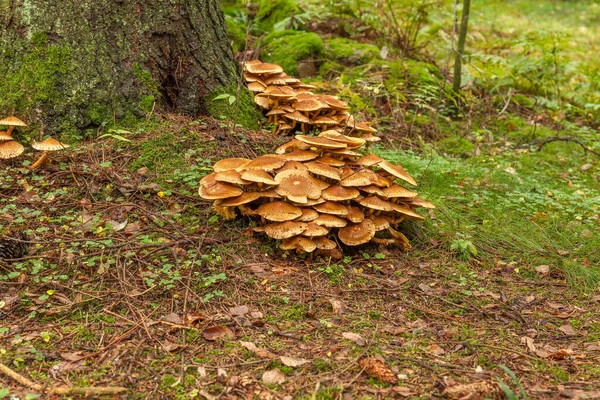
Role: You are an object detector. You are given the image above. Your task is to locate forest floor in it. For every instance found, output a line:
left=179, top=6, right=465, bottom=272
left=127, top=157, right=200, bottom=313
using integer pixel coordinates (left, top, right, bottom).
left=1, top=114, right=599, bottom=399
left=2, top=0, right=600, bottom=399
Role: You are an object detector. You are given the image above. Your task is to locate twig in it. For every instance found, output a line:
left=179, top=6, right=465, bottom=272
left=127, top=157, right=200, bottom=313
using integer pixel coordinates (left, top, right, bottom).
left=533, top=136, right=600, bottom=157
left=0, top=362, right=127, bottom=395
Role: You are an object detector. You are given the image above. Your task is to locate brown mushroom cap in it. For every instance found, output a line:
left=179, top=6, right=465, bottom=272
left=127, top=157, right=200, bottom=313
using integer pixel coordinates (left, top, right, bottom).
left=254, top=94, right=271, bottom=109
left=0, top=131, right=13, bottom=141
left=213, top=158, right=252, bottom=172
left=346, top=205, right=365, bottom=223
left=340, top=170, right=379, bottom=187
left=280, top=236, right=316, bottom=253
left=245, top=155, right=286, bottom=171
left=360, top=185, right=385, bottom=196
left=313, top=236, right=337, bottom=250
left=199, top=180, right=243, bottom=200
left=318, top=131, right=366, bottom=148
left=215, top=170, right=249, bottom=185
left=0, top=116, right=27, bottom=127
left=284, top=111, right=310, bottom=124
left=240, top=169, right=278, bottom=185
left=316, top=155, right=346, bottom=167
left=321, top=185, right=360, bottom=201
left=356, top=154, right=385, bottom=167
left=247, top=81, right=266, bottom=93
left=266, top=108, right=286, bottom=117
left=406, top=197, right=436, bottom=209
left=264, top=221, right=309, bottom=239
left=218, top=192, right=263, bottom=207
left=358, top=196, right=394, bottom=212
left=293, top=99, right=322, bottom=112
left=353, top=121, right=377, bottom=133
left=320, top=96, right=350, bottom=111
left=245, top=62, right=283, bottom=75
left=313, top=214, right=347, bottom=228
left=274, top=169, right=322, bottom=203
left=0, top=141, right=25, bottom=159
left=302, top=223, right=329, bottom=237
left=371, top=216, right=391, bottom=231
left=275, top=139, right=311, bottom=154
left=313, top=116, right=337, bottom=126
left=391, top=203, right=425, bottom=220
left=313, top=201, right=348, bottom=216
left=281, top=150, right=319, bottom=162
left=379, top=161, right=418, bottom=186
left=295, top=208, right=320, bottom=222
left=257, top=201, right=303, bottom=221
left=295, top=135, right=347, bottom=149
left=381, top=184, right=418, bottom=199
left=338, top=219, right=376, bottom=246
left=304, top=161, right=342, bottom=181
left=263, top=85, right=296, bottom=99
left=31, top=138, right=69, bottom=151
left=276, top=160, right=309, bottom=173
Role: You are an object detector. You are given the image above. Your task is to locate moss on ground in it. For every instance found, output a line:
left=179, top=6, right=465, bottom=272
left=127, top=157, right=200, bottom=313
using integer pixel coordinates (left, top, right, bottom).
left=324, top=37, right=381, bottom=65
left=261, top=30, right=324, bottom=76
left=207, top=85, right=261, bottom=130
left=255, top=0, right=299, bottom=32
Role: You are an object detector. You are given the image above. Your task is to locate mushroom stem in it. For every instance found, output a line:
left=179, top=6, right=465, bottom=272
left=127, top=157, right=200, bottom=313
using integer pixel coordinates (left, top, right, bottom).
left=30, top=151, right=49, bottom=170
left=7, top=126, right=14, bottom=136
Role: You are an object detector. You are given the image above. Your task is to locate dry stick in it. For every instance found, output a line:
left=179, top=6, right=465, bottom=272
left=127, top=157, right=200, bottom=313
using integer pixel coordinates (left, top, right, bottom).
left=533, top=136, right=600, bottom=157
left=0, top=362, right=127, bottom=395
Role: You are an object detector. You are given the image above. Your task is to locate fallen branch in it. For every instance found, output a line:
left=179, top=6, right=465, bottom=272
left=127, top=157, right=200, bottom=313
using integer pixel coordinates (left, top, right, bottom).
left=533, top=136, right=600, bottom=157
left=0, top=362, right=127, bottom=396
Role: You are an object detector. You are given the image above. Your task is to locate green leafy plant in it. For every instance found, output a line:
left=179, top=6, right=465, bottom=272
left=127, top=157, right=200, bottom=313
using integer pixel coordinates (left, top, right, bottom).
left=213, top=93, right=237, bottom=106
left=496, top=365, right=529, bottom=400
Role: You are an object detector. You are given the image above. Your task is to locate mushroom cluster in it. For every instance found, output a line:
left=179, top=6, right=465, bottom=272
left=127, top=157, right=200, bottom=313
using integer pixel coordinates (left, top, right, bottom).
left=244, top=60, right=379, bottom=141
left=199, top=132, right=434, bottom=254
left=0, top=115, right=69, bottom=168
left=0, top=116, right=27, bottom=161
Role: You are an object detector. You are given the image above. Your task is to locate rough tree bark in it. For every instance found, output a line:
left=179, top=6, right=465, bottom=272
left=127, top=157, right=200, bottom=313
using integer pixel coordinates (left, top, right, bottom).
left=0, top=0, right=251, bottom=136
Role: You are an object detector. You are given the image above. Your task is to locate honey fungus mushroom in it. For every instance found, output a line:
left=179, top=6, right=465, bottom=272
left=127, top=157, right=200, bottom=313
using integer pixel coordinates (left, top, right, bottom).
left=0, top=141, right=25, bottom=160
left=30, top=138, right=70, bottom=170
left=0, top=116, right=27, bottom=137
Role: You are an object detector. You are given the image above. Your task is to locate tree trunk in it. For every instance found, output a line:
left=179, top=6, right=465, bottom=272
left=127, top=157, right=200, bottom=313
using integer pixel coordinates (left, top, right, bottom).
left=0, top=0, right=246, bottom=136
left=452, top=0, right=471, bottom=95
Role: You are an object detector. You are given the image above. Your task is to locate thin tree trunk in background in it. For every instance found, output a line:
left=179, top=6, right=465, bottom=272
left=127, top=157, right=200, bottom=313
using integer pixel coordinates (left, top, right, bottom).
left=0, top=0, right=240, bottom=135
left=452, top=0, right=471, bottom=95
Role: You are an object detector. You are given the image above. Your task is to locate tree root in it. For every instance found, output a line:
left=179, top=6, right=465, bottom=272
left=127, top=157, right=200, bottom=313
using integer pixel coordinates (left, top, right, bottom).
left=0, top=362, right=127, bottom=396
left=533, top=136, right=600, bottom=157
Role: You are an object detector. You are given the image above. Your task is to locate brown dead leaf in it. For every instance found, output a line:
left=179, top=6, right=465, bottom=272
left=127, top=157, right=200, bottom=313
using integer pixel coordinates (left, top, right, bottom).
left=60, top=351, right=86, bottom=362
left=359, top=357, right=398, bottom=384
left=202, top=325, right=234, bottom=341
left=328, top=298, right=346, bottom=315
left=521, top=336, right=537, bottom=353
left=585, top=343, right=600, bottom=351
left=161, top=313, right=183, bottom=325
left=558, top=389, right=600, bottom=399
left=229, top=305, right=249, bottom=317
left=279, top=356, right=309, bottom=367
left=262, top=369, right=286, bottom=385
left=184, top=312, right=208, bottom=325
left=558, top=324, right=577, bottom=336
left=342, top=332, right=367, bottom=346
left=161, top=340, right=182, bottom=352
left=392, top=386, right=415, bottom=397
left=240, top=341, right=276, bottom=358
left=535, top=265, right=550, bottom=275
left=428, top=344, right=445, bottom=356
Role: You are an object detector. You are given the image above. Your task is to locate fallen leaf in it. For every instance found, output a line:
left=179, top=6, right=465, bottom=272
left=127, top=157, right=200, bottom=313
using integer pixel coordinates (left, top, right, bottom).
left=328, top=298, right=346, bottom=315
left=161, top=340, right=181, bottom=352
left=280, top=356, right=309, bottom=367
left=184, top=312, right=208, bottom=325
left=202, top=326, right=234, bottom=341
left=161, top=313, right=183, bottom=325
left=60, top=351, right=86, bottom=362
left=229, top=305, right=249, bottom=317
left=240, top=341, right=276, bottom=358
left=535, top=265, right=550, bottom=275
left=262, top=369, right=285, bottom=385
left=428, top=344, right=445, bottom=356
left=521, top=336, right=536, bottom=353
left=443, top=381, right=501, bottom=399
left=342, top=332, right=367, bottom=346
left=558, top=324, right=576, bottom=336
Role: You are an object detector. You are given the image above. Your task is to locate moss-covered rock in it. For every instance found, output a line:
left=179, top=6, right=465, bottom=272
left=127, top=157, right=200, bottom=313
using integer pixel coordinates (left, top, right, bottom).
left=324, top=38, right=381, bottom=66
left=255, top=0, right=299, bottom=32
left=261, top=30, right=324, bottom=76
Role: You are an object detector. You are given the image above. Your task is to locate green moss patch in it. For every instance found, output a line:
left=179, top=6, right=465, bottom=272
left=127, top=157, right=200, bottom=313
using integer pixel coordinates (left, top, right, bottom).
left=261, top=30, right=324, bottom=76
left=225, top=17, right=247, bottom=52
left=255, top=0, right=299, bottom=32
left=324, top=37, right=381, bottom=66
left=207, top=86, right=261, bottom=130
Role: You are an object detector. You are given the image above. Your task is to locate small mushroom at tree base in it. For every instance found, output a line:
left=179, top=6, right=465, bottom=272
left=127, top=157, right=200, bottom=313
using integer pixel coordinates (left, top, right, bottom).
left=30, top=138, right=70, bottom=170
left=0, top=116, right=27, bottom=136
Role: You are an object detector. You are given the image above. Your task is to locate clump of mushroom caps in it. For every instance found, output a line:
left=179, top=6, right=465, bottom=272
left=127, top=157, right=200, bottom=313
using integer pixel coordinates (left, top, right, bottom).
left=244, top=60, right=379, bottom=141
left=0, top=116, right=27, bottom=161
left=199, top=132, right=434, bottom=254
